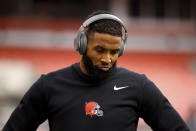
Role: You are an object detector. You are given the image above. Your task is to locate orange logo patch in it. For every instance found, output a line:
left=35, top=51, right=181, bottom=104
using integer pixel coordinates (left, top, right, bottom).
left=85, top=101, right=103, bottom=117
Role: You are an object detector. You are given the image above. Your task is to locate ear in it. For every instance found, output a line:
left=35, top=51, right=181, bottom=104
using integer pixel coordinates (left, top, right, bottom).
left=118, top=41, right=125, bottom=57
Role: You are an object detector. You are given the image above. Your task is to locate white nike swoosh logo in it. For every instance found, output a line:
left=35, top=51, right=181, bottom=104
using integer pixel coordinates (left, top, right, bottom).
left=114, top=85, right=129, bottom=90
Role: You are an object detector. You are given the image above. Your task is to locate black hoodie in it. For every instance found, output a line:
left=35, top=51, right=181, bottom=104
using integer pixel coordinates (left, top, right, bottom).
left=2, top=63, right=189, bottom=131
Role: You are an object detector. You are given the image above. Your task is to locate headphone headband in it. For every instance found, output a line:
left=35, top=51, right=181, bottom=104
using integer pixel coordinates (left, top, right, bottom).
left=79, top=14, right=128, bottom=43
left=74, top=13, right=128, bottom=56
left=82, top=14, right=125, bottom=28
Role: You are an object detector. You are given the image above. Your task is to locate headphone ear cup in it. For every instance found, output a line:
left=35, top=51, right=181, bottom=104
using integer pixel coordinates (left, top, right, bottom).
left=78, top=32, right=88, bottom=55
left=118, top=41, right=125, bottom=57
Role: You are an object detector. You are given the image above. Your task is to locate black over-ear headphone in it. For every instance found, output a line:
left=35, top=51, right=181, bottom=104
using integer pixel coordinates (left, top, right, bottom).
left=74, top=14, right=128, bottom=57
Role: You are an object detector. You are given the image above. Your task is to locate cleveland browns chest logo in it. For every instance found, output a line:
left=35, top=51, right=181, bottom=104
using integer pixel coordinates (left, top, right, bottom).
left=85, top=101, right=103, bottom=117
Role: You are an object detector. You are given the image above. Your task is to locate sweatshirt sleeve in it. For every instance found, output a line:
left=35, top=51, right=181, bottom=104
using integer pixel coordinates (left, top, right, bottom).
left=139, top=75, right=189, bottom=131
left=2, top=75, right=48, bottom=131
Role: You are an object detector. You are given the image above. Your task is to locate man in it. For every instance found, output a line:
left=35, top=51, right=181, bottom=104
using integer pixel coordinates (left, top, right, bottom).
left=3, top=11, right=189, bottom=131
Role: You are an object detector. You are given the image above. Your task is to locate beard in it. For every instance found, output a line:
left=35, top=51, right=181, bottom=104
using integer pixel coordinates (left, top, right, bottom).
left=82, top=55, right=116, bottom=81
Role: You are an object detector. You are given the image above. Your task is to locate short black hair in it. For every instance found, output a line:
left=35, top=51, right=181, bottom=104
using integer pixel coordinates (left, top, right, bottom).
left=85, top=11, right=122, bottom=37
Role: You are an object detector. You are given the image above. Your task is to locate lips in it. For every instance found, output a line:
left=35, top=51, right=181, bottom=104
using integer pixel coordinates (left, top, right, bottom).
left=97, top=66, right=111, bottom=71
left=100, top=67, right=110, bottom=71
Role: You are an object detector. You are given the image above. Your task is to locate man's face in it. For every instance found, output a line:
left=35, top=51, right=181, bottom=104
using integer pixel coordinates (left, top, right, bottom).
left=82, top=32, right=121, bottom=81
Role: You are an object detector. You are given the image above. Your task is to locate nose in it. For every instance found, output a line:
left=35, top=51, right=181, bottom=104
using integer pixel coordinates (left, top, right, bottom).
left=100, top=53, right=112, bottom=65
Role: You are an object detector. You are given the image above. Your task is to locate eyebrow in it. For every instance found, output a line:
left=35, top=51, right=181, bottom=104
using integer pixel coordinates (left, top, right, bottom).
left=94, top=45, right=104, bottom=50
left=112, top=49, right=120, bottom=52
left=94, top=45, right=119, bottom=50
left=94, top=45, right=120, bottom=52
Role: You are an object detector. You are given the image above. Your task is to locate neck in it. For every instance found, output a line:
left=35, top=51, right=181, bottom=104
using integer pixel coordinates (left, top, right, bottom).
left=80, top=59, right=88, bottom=75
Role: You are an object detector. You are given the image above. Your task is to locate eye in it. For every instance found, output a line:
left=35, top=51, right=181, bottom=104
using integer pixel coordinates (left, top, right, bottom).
left=95, top=46, right=105, bottom=53
left=111, top=49, right=119, bottom=55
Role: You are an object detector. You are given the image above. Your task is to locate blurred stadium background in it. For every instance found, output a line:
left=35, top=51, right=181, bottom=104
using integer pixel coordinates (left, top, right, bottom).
left=0, top=0, right=196, bottom=130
